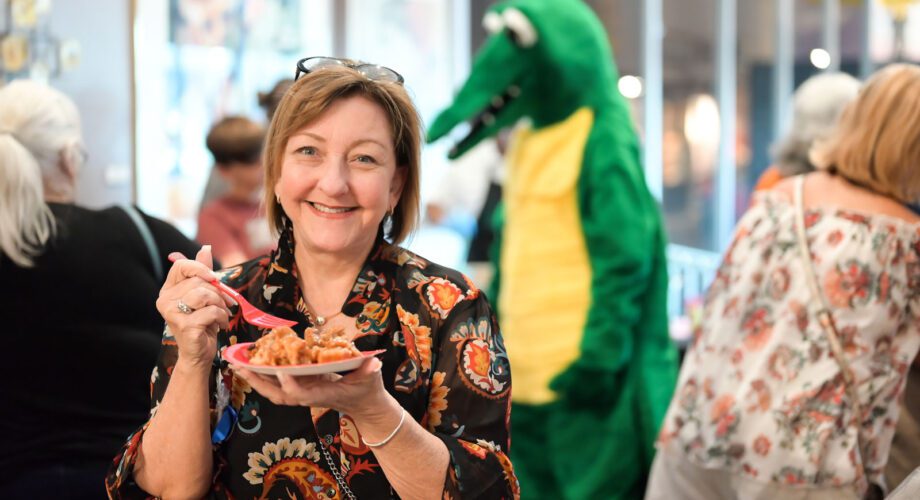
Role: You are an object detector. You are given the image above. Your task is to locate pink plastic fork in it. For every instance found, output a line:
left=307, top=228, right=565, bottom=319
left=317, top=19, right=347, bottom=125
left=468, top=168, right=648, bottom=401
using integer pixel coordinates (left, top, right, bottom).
left=168, top=254, right=297, bottom=329
left=207, top=278, right=297, bottom=329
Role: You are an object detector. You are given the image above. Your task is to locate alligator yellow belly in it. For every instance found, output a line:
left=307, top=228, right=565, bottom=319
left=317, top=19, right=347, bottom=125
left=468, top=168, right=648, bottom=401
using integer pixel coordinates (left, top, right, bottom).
left=500, top=107, right=594, bottom=404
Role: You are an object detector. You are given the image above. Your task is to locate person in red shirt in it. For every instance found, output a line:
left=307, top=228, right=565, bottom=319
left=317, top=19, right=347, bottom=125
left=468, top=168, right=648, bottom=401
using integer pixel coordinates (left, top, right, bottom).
left=196, top=116, right=274, bottom=265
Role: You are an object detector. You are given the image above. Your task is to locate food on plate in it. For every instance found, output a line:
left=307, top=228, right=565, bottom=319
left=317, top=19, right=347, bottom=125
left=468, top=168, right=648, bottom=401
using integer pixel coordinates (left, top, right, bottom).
left=246, top=326, right=362, bottom=366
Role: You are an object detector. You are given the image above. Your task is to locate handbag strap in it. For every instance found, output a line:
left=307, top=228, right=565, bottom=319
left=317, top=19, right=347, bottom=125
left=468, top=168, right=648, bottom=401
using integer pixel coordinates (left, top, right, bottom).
left=792, top=175, right=869, bottom=471
left=120, top=205, right=164, bottom=282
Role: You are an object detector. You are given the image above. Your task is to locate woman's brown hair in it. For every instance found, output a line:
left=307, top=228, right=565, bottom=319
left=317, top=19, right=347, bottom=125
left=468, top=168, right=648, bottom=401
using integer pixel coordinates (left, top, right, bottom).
left=263, top=65, right=421, bottom=244
left=811, top=63, right=920, bottom=204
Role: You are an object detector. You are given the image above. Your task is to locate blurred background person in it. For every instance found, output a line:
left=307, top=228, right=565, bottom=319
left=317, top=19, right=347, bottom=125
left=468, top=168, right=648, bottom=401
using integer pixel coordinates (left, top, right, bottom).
left=0, top=80, right=202, bottom=499
left=256, top=77, right=294, bottom=123
left=196, top=116, right=273, bottom=266
left=199, top=78, right=294, bottom=212
left=649, top=63, right=920, bottom=500
left=753, top=72, right=861, bottom=192
left=425, top=136, right=506, bottom=290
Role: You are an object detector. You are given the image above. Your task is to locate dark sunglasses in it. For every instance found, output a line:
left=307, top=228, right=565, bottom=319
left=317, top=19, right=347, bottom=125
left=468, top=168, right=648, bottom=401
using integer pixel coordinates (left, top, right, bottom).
left=294, top=56, right=404, bottom=85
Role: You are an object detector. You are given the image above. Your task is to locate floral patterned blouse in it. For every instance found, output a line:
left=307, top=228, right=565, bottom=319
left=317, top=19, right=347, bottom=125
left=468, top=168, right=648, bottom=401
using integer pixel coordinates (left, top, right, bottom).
left=658, top=189, right=920, bottom=495
left=105, top=226, right=518, bottom=499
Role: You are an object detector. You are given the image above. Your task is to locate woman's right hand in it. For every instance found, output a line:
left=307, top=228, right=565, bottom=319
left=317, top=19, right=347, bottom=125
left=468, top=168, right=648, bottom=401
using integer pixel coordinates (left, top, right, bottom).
left=156, top=245, right=235, bottom=370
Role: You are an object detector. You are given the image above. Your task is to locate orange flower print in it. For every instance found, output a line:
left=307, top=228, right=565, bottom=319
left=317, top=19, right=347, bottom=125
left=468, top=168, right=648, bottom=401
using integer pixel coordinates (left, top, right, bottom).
left=767, top=268, right=790, bottom=300
left=703, top=377, right=715, bottom=400
left=753, top=435, right=771, bottom=456
left=385, top=246, right=429, bottom=268
left=426, top=278, right=464, bottom=319
left=745, top=379, right=771, bottom=412
left=823, top=260, right=872, bottom=308
left=742, top=306, right=773, bottom=351
left=877, top=272, right=890, bottom=303
left=837, top=325, right=863, bottom=355
left=467, top=342, right=491, bottom=377
left=789, top=301, right=809, bottom=332
left=230, top=371, right=252, bottom=409
left=710, top=394, right=738, bottom=437
left=396, top=304, right=432, bottom=371
left=461, top=273, right=480, bottom=299
left=459, top=440, right=488, bottom=459
left=711, top=394, right=735, bottom=423
left=767, top=345, right=801, bottom=381
left=723, top=296, right=740, bottom=317
left=730, top=349, right=744, bottom=366
left=839, top=211, right=871, bottom=227
left=804, top=211, right=822, bottom=228
left=678, top=378, right=699, bottom=411
left=826, top=229, right=843, bottom=246
left=427, top=371, right=450, bottom=430
left=460, top=339, right=508, bottom=396
left=742, top=463, right=759, bottom=478
left=358, top=301, right=389, bottom=333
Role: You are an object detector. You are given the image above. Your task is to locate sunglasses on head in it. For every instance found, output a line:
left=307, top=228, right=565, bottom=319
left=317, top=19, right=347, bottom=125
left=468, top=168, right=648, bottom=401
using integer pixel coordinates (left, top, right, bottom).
left=294, top=56, right=404, bottom=85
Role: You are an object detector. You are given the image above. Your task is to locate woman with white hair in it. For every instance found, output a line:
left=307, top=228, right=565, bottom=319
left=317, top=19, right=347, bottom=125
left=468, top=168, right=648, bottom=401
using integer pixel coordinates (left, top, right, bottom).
left=0, top=80, right=201, bottom=499
left=754, top=71, right=861, bottom=191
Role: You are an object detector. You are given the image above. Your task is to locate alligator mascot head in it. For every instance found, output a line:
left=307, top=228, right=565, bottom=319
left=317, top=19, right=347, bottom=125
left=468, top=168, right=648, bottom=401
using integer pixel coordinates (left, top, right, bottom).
left=428, top=0, right=626, bottom=156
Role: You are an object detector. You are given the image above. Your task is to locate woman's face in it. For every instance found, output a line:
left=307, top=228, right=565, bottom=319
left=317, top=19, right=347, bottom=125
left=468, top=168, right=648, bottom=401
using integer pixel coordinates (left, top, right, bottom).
left=275, top=95, right=406, bottom=260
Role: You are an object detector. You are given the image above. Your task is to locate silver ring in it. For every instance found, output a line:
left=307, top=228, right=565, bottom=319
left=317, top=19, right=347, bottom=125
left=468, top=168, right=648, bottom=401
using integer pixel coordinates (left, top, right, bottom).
left=176, top=299, right=194, bottom=314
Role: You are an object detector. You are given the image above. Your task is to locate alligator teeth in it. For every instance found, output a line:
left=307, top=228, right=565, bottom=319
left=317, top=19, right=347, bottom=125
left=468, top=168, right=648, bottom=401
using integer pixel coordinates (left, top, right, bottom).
left=507, top=85, right=521, bottom=97
left=491, top=95, right=505, bottom=108
left=482, top=113, right=496, bottom=126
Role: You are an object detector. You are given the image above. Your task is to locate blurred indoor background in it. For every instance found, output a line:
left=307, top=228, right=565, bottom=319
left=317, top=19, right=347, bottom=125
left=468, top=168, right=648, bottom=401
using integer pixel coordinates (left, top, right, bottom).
left=5, top=0, right=918, bottom=341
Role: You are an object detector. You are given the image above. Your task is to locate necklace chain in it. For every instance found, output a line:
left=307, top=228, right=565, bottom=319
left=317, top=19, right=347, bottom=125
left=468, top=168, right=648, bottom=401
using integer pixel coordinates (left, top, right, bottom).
left=312, top=309, right=344, bottom=327
left=318, top=434, right=357, bottom=500
left=301, top=297, right=344, bottom=329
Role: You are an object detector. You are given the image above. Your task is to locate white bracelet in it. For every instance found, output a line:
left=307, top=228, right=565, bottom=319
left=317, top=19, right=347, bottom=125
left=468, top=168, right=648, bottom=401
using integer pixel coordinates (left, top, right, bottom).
left=361, top=409, right=407, bottom=448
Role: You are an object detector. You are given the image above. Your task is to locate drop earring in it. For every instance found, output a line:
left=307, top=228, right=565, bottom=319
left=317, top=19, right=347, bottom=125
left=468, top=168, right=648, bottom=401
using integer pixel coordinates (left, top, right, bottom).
left=382, top=206, right=394, bottom=239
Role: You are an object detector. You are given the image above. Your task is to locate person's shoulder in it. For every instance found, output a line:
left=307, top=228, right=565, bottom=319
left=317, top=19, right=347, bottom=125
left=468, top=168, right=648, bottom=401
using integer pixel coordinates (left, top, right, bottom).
left=198, top=197, right=230, bottom=219
left=753, top=165, right=784, bottom=192
left=806, top=172, right=920, bottom=225
left=381, top=244, right=482, bottom=304
left=125, top=205, right=202, bottom=253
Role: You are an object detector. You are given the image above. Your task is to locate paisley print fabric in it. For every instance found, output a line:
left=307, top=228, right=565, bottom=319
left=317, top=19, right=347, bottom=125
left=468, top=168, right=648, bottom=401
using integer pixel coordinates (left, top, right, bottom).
left=106, top=223, right=518, bottom=499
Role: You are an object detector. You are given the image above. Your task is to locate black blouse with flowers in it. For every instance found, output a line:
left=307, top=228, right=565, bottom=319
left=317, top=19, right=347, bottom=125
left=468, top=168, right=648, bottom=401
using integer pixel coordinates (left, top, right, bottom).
left=105, top=225, right=518, bottom=499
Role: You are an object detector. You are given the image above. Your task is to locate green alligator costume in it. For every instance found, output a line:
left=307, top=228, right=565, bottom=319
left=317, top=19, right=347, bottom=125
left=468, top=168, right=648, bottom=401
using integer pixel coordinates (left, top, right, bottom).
left=428, top=0, right=678, bottom=498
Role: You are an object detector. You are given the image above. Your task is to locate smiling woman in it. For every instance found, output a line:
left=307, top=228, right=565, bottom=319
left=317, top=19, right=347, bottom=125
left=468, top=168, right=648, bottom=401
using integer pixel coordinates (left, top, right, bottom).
left=274, top=95, right=406, bottom=263
left=106, top=61, right=519, bottom=500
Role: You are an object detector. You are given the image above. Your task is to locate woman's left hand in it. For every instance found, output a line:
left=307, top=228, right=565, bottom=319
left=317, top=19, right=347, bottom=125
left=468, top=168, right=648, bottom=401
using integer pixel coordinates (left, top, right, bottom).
left=232, top=356, right=392, bottom=419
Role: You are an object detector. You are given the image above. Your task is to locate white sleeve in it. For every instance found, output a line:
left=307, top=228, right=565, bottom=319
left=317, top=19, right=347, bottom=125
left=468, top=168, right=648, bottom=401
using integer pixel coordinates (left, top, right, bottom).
left=431, top=139, right=503, bottom=216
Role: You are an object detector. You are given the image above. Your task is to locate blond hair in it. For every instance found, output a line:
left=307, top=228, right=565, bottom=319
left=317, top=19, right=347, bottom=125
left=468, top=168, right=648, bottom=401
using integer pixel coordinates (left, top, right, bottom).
left=263, top=65, right=421, bottom=244
left=811, top=64, right=920, bottom=204
left=0, top=80, right=83, bottom=267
